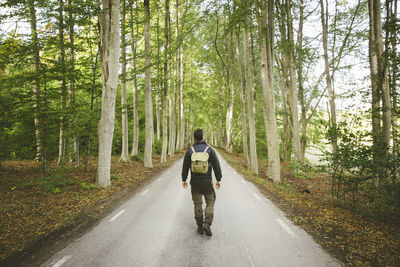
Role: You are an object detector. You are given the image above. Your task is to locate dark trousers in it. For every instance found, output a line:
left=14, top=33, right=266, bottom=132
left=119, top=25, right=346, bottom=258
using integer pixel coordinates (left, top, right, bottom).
left=191, top=183, right=216, bottom=226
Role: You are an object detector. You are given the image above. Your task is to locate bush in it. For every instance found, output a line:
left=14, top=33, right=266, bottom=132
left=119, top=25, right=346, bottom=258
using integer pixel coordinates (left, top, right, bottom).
left=322, top=113, right=400, bottom=220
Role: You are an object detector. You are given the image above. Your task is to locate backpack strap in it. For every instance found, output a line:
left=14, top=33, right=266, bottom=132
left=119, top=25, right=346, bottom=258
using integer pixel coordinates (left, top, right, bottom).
left=203, top=146, right=209, bottom=153
left=191, top=146, right=196, bottom=154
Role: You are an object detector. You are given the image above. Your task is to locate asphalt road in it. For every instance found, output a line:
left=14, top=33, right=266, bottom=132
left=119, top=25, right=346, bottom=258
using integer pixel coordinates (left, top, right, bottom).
left=43, top=152, right=341, bottom=267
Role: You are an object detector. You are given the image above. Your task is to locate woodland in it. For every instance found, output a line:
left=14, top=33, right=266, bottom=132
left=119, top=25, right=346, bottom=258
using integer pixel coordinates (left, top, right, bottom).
left=0, top=0, right=399, bottom=265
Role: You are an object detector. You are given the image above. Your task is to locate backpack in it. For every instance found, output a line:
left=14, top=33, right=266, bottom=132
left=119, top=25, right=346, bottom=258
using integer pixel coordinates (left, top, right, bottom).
left=191, top=146, right=210, bottom=174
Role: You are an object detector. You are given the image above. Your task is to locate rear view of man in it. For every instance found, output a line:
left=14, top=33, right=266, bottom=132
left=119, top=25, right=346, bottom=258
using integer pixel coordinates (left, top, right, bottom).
left=181, top=129, right=222, bottom=236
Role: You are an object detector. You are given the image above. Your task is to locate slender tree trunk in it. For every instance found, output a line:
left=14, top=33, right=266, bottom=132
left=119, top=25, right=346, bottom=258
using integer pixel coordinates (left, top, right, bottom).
left=97, top=0, right=121, bottom=187
left=279, top=70, right=292, bottom=161
left=286, top=0, right=302, bottom=163
left=143, top=0, right=153, bottom=168
left=373, top=0, right=391, bottom=146
left=258, top=0, right=281, bottom=182
left=368, top=0, right=381, bottom=151
left=178, top=42, right=184, bottom=150
left=28, top=0, right=43, bottom=163
left=156, top=10, right=161, bottom=141
left=175, top=0, right=182, bottom=152
left=277, top=3, right=292, bottom=162
left=67, top=0, right=79, bottom=165
left=297, top=0, right=307, bottom=159
left=320, top=0, right=338, bottom=153
left=242, top=0, right=258, bottom=174
left=168, top=77, right=176, bottom=157
left=389, top=0, right=398, bottom=150
left=119, top=0, right=129, bottom=162
left=57, top=0, right=67, bottom=165
left=85, top=48, right=99, bottom=172
left=130, top=2, right=139, bottom=156
left=161, top=0, right=170, bottom=163
left=226, top=33, right=235, bottom=153
left=235, top=31, right=250, bottom=169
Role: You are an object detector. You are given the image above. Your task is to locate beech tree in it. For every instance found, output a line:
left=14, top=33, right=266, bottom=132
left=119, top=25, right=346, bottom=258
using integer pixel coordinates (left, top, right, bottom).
left=120, top=0, right=130, bottom=162
left=143, top=0, right=153, bottom=168
left=161, top=0, right=170, bottom=163
left=257, top=0, right=281, bottom=182
left=97, top=0, right=121, bottom=187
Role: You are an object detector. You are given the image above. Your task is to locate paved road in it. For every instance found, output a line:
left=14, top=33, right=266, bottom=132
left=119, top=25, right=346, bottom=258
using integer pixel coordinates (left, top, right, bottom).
left=43, top=152, right=341, bottom=267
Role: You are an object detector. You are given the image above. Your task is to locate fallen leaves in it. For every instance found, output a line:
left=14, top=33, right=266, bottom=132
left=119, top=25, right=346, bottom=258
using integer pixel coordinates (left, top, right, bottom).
left=219, top=149, right=400, bottom=266
left=0, top=153, right=183, bottom=262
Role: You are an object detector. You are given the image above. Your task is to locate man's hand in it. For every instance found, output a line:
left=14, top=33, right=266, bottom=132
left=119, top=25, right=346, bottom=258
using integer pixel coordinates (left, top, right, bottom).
left=182, top=181, right=188, bottom=189
left=216, top=181, right=221, bottom=190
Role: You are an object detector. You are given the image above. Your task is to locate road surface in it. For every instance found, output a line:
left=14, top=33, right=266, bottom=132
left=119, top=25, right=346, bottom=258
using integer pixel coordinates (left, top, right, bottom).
left=43, top=152, right=341, bottom=267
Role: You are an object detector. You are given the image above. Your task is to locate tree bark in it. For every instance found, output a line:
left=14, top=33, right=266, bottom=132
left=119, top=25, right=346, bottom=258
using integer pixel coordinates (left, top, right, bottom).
left=161, top=0, right=170, bottom=163
left=120, top=0, right=130, bottom=162
left=369, top=0, right=381, bottom=150
left=320, top=0, right=338, bottom=153
left=143, top=0, right=153, bottom=168
left=286, top=0, right=302, bottom=163
left=130, top=2, right=139, bottom=156
left=156, top=9, right=161, bottom=141
left=68, top=0, right=79, bottom=165
left=97, top=0, right=121, bottom=187
left=297, top=0, right=307, bottom=159
left=235, top=30, right=250, bottom=169
left=226, top=32, right=235, bottom=153
left=242, top=0, right=258, bottom=174
left=28, top=0, right=43, bottom=163
left=258, top=0, right=281, bottom=183
left=57, top=0, right=67, bottom=165
left=373, top=0, right=391, bottom=146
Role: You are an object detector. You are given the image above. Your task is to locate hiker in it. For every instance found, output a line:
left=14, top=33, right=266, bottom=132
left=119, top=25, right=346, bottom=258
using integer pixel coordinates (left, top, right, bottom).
left=181, top=129, right=222, bottom=237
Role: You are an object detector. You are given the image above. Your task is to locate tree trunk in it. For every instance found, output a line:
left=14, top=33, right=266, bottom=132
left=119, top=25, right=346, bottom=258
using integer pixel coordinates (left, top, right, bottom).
left=85, top=47, right=99, bottom=172
left=175, top=0, right=182, bottom=152
left=178, top=43, right=184, bottom=150
left=120, top=0, right=130, bottom=162
left=373, top=0, right=391, bottom=146
left=28, top=0, right=43, bottom=163
left=143, top=0, right=153, bottom=168
left=226, top=32, right=235, bottom=153
left=297, top=0, right=307, bottom=159
left=258, top=0, right=281, bottom=182
left=68, top=0, right=79, bottom=165
left=161, top=0, right=170, bottom=163
left=96, top=0, right=121, bottom=187
left=242, top=0, right=258, bottom=174
left=235, top=31, right=250, bottom=169
left=279, top=70, right=292, bottom=162
left=57, top=0, right=67, bottom=165
left=286, top=0, right=302, bottom=163
left=130, top=2, right=139, bottom=156
left=156, top=9, right=161, bottom=141
left=368, top=0, right=381, bottom=151
left=320, top=0, right=338, bottom=154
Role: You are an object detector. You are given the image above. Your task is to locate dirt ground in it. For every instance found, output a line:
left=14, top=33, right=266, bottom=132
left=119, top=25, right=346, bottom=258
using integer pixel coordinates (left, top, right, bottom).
left=219, top=150, right=400, bottom=266
left=0, top=153, right=183, bottom=266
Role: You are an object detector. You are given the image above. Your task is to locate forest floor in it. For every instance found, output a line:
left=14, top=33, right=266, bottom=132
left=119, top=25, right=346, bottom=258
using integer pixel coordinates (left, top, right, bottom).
left=0, top=152, right=183, bottom=265
left=219, top=149, right=400, bottom=266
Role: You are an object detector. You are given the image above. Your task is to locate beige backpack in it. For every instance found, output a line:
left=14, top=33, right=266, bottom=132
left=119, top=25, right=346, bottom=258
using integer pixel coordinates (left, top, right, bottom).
left=191, top=146, right=210, bottom=174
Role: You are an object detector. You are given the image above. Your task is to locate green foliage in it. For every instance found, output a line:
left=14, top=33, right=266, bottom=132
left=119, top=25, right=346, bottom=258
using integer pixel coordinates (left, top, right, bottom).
left=110, top=173, right=119, bottom=180
left=130, top=153, right=143, bottom=161
left=322, top=112, right=400, bottom=219
left=80, top=182, right=95, bottom=190
left=38, top=169, right=76, bottom=193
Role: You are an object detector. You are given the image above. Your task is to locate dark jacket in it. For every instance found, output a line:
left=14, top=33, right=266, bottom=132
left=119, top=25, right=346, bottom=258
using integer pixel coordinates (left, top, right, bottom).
left=181, top=141, right=222, bottom=185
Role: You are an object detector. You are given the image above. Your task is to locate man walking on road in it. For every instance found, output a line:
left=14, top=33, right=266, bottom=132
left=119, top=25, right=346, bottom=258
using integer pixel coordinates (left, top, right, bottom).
left=181, top=129, right=222, bottom=236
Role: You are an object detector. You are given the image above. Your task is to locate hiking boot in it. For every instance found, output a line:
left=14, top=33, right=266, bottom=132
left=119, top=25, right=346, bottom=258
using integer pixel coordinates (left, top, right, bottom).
left=203, top=223, right=212, bottom=237
left=197, top=226, right=204, bottom=235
